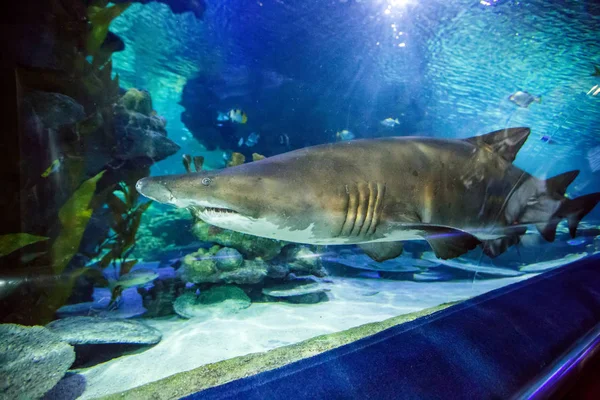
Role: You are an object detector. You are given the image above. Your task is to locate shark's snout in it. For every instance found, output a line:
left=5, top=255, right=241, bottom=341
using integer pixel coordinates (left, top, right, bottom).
left=136, top=177, right=173, bottom=203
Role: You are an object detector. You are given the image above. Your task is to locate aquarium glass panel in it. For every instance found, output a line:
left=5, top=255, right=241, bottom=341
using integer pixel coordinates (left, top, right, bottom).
left=2, top=0, right=599, bottom=398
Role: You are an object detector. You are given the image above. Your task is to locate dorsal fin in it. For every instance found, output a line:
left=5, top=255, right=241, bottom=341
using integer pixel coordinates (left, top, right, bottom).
left=546, top=170, right=579, bottom=196
left=464, top=127, right=531, bottom=163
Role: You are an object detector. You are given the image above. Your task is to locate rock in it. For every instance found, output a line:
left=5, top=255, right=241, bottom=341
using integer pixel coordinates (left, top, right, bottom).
left=46, top=317, right=162, bottom=345
left=113, top=103, right=180, bottom=162
left=262, top=281, right=330, bottom=298
left=220, top=259, right=269, bottom=284
left=262, top=280, right=330, bottom=304
left=174, top=285, right=251, bottom=319
left=283, top=246, right=327, bottom=277
left=285, top=292, right=328, bottom=304
left=412, top=270, right=455, bottom=282
left=178, top=247, right=270, bottom=285
left=56, top=301, right=107, bottom=318
left=23, top=91, right=85, bottom=130
left=192, top=219, right=286, bottom=260
left=322, top=250, right=432, bottom=273
left=0, top=324, right=75, bottom=399
left=215, top=248, right=244, bottom=271
left=138, top=278, right=186, bottom=318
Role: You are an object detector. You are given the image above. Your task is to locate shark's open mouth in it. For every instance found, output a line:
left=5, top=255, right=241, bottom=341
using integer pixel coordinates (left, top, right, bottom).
left=203, top=206, right=239, bottom=215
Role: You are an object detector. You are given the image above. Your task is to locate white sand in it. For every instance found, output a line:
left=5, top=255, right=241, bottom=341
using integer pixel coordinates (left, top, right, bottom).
left=74, top=274, right=533, bottom=399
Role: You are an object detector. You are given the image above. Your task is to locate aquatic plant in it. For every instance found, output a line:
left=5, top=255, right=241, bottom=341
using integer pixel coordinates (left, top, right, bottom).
left=52, top=170, right=106, bottom=275
left=0, top=0, right=179, bottom=326
left=86, top=1, right=132, bottom=57
left=0, top=234, right=49, bottom=258
left=98, top=181, right=153, bottom=275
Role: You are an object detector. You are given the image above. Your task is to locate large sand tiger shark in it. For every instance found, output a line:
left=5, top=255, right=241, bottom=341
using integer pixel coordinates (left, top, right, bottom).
left=136, top=128, right=600, bottom=261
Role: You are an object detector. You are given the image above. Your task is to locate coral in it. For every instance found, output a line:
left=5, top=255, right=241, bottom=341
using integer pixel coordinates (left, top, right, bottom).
left=131, top=207, right=196, bottom=260
left=178, top=246, right=272, bottom=285
left=215, top=247, right=244, bottom=271
left=0, top=324, right=75, bottom=400
left=119, top=88, right=154, bottom=116
left=192, top=219, right=286, bottom=261
left=173, top=285, right=251, bottom=319
left=178, top=244, right=327, bottom=285
left=252, top=153, right=266, bottom=162
left=178, top=241, right=328, bottom=285
left=227, top=152, right=246, bottom=167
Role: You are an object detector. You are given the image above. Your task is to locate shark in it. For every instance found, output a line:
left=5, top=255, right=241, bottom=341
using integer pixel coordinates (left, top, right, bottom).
left=136, top=127, right=600, bottom=261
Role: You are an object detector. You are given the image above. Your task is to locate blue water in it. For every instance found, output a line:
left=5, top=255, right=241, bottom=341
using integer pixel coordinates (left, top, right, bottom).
left=111, top=0, right=600, bottom=208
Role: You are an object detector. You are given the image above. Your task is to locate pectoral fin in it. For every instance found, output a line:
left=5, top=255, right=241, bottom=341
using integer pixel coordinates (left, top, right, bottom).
left=418, top=226, right=481, bottom=260
left=359, top=242, right=404, bottom=262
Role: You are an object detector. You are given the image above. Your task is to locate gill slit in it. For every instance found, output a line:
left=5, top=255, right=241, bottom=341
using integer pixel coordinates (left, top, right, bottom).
left=339, top=182, right=386, bottom=238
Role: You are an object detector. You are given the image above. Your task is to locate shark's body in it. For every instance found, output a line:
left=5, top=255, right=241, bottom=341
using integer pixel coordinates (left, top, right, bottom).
left=136, top=128, right=600, bottom=261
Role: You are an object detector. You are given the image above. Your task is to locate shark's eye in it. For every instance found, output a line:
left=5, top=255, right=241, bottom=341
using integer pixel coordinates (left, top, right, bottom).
left=201, top=177, right=212, bottom=186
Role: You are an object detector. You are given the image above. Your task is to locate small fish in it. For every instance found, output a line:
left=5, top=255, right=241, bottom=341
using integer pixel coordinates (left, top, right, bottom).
left=228, top=109, right=248, bottom=124
left=114, top=268, right=159, bottom=289
left=380, top=118, right=400, bottom=128
left=216, top=112, right=229, bottom=122
left=279, top=134, right=290, bottom=147
left=237, top=137, right=244, bottom=147
left=592, top=65, right=600, bottom=77
left=567, top=237, right=587, bottom=246
left=508, top=91, right=542, bottom=108
left=336, top=129, right=355, bottom=141
left=245, top=132, right=260, bottom=147
left=540, top=135, right=557, bottom=144
left=41, top=158, right=63, bottom=178
left=587, top=146, right=600, bottom=172
left=586, top=84, right=600, bottom=97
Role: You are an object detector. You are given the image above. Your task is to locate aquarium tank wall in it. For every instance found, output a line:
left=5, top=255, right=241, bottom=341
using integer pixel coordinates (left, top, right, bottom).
left=1, top=0, right=600, bottom=398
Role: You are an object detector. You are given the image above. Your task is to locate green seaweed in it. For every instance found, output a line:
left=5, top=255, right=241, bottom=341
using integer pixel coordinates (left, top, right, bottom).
left=98, top=181, right=153, bottom=276
left=87, top=3, right=131, bottom=56
left=51, top=170, right=106, bottom=275
left=0, top=234, right=49, bottom=258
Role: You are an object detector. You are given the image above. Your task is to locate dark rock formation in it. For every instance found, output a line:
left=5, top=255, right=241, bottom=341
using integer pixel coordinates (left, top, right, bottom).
left=46, top=316, right=162, bottom=345
left=0, top=324, right=75, bottom=399
left=173, top=285, right=251, bottom=319
left=113, top=0, right=207, bottom=19
left=138, top=278, right=187, bottom=317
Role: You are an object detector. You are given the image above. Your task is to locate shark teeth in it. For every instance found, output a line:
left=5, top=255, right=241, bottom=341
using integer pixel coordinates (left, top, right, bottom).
left=203, top=207, right=238, bottom=215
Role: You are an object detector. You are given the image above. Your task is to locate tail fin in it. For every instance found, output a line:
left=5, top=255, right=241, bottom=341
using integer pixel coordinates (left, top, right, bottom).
left=558, top=193, right=600, bottom=238
left=520, top=171, right=600, bottom=242
left=546, top=170, right=600, bottom=238
left=546, top=170, right=579, bottom=196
